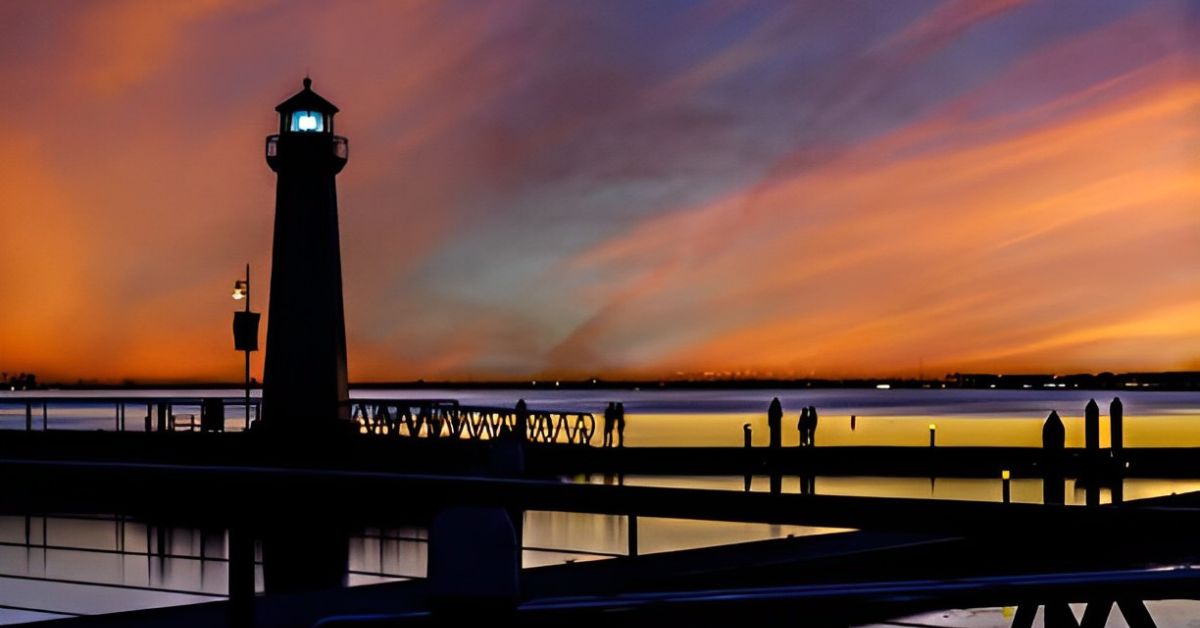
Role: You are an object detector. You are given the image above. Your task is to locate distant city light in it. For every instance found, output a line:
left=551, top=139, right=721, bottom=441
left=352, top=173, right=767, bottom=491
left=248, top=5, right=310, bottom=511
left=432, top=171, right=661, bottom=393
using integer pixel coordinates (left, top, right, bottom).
left=875, top=384, right=890, bottom=390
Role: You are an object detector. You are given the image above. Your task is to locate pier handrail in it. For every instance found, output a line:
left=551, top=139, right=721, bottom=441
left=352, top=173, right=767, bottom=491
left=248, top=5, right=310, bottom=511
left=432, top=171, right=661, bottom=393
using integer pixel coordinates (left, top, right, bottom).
left=0, top=396, right=595, bottom=444
left=348, top=399, right=596, bottom=445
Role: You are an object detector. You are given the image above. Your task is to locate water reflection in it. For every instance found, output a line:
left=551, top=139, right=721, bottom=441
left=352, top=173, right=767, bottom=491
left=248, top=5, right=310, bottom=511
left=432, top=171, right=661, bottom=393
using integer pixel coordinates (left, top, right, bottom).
left=0, top=505, right=836, bottom=623
left=591, top=474, right=1200, bottom=505
left=4, top=388, right=1200, bottom=448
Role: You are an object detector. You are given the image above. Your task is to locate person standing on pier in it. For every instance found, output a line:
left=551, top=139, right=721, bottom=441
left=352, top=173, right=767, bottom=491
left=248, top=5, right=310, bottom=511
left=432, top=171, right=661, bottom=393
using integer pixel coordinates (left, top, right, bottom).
left=768, top=397, right=783, bottom=449
left=616, top=403, right=627, bottom=447
left=516, top=399, right=529, bottom=441
left=797, top=406, right=819, bottom=447
left=602, top=402, right=615, bottom=448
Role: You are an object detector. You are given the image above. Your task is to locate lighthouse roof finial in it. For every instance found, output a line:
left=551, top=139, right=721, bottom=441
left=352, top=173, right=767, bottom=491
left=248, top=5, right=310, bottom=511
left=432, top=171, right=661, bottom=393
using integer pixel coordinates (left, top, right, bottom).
left=276, top=75, right=339, bottom=114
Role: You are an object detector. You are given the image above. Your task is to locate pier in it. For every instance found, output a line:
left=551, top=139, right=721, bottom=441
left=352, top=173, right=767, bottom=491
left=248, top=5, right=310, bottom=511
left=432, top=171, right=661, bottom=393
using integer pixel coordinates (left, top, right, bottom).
left=0, top=392, right=1193, bottom=626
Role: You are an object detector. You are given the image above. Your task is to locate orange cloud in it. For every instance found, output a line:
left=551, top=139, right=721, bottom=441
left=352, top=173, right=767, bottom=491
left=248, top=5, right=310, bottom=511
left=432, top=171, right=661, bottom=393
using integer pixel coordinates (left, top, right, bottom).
left=0, top=1, right=1194, bottom=383
left=565, top=60, right=1200, bottom=378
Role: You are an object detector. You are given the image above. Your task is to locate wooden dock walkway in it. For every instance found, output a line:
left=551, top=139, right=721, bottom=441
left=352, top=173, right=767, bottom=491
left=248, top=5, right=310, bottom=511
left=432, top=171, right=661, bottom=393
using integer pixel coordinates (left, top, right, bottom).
left=0, top=429, right=1197, bottom=479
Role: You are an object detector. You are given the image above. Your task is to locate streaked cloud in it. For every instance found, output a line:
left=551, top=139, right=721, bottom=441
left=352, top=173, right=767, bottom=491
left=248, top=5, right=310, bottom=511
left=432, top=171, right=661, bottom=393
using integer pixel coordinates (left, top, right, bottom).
left=0, top=0, right=1194, bottom=382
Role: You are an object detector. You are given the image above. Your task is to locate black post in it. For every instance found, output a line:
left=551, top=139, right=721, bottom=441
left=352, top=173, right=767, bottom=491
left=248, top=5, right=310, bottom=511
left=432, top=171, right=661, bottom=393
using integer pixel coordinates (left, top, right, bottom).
left=1084, top=399, right=1100, bottom=507
left=767, top=398, right=782, bottom=493
left=228, top=526, right=256, bottom=626
left=244, top=263, right=251, bottom=431
left=1002, top=470, right=1011, bottom=504
left=24, top=403, right=31, bottom=432
left=628, top=515, right=638, bottom=558
left=1042, top=411, right=1066, bottom=505
left=743, top=423, right=752, bottom=492
left=767, top=397, right=782, bottom=450
left=1110, top=397, right=1123, bottom=459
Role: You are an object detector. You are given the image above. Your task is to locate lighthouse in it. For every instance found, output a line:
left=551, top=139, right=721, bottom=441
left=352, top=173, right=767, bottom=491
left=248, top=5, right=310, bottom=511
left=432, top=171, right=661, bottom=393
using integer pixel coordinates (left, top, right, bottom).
left=260, top=78, right=351, bottom=430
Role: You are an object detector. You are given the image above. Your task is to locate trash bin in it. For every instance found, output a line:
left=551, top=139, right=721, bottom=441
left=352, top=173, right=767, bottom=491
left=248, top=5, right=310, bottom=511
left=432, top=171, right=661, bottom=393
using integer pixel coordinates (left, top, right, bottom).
left=201, top=398, right=225, bottom=432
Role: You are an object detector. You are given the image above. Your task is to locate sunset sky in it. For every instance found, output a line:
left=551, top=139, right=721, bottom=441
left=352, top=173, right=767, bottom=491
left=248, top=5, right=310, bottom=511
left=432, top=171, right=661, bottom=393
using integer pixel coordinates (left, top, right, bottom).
left=0, top=0, right=1197, bottom=383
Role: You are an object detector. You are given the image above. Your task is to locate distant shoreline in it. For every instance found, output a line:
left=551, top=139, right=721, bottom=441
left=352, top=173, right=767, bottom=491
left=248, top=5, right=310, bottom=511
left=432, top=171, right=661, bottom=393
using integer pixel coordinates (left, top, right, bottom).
left=20, top=371, right=1200, bottom=392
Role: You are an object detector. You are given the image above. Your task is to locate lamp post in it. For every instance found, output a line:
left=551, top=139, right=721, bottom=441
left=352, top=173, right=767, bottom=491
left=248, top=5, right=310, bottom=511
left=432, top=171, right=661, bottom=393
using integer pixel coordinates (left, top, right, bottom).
left=232, top=264, right=260, bottom=429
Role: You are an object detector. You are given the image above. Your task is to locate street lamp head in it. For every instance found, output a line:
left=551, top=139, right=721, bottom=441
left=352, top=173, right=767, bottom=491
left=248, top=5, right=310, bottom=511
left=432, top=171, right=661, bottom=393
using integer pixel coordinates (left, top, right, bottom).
left=232, top=280, right=248, bottom=300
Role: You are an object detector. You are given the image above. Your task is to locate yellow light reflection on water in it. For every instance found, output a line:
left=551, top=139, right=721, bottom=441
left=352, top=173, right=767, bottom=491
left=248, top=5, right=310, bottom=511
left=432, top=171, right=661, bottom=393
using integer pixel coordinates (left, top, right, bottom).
left=623, top=412, right=1200, bottom=448
left=597, top=474, right=1200, bottom=506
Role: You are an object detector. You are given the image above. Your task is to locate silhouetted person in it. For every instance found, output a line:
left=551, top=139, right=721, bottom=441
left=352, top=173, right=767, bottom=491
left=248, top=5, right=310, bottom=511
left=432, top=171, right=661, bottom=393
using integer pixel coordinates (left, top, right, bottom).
left=1042, top=410, right=1066, bottom=505
left=515, top=399, right=529, bottom=442
left=767, top=397, right=783, bottom=449
left=796, top=406, right=819, bottom=447
left=850, top=415, right=857, bottom=431
left=743, top=423, right=752, bottom=448
left=602, top=402, right=615, bottom=448
left=616, top=402, right=626, bottom=447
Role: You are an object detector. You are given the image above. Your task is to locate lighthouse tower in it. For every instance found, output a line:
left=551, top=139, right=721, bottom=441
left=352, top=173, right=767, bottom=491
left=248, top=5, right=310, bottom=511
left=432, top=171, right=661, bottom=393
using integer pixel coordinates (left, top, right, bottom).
left=260, top=78, right=351, bottom=430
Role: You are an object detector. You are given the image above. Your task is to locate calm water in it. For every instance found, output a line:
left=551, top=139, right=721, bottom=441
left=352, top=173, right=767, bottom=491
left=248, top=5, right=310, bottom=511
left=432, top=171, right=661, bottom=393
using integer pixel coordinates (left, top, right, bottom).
left=2, top=388, right=1199, bottom=624
left=5, top=387, right=1200, bottom=447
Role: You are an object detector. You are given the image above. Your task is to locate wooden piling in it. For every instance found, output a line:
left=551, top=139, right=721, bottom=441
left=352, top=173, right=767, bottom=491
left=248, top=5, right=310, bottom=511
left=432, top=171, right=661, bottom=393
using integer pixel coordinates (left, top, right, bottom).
left=1110, top=397, right=1124, bottom=459
left=1042, top=411, right=1065, bottom=506
left=1085, top=399, right=1100, bottom=507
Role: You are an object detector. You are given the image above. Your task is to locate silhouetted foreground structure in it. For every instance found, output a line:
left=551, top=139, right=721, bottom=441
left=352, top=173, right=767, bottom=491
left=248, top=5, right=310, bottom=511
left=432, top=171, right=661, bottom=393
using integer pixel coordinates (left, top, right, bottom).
left=0, top=393, right=1190, bottom=626
left=261, top=78, right=351, bottom=430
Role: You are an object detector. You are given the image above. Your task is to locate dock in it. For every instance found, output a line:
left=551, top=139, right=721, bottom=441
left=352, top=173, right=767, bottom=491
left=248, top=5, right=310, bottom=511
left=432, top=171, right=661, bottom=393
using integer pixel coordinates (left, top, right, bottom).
left=0, top=394, right=1192, bottom=626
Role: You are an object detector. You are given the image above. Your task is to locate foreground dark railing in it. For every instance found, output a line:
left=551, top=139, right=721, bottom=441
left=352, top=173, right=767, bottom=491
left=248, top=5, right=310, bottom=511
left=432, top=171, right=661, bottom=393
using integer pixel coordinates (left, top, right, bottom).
left=2, top=460, right=1195, bottom=627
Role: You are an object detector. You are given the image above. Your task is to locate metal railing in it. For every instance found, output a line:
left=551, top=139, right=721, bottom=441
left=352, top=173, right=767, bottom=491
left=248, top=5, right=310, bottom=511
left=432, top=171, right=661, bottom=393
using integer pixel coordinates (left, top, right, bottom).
left=0, top=396, right=596, bottom=444
left=0, top=397, right=260, bottom=432
left=349, top=400, right=596, bottom=445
